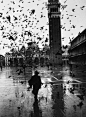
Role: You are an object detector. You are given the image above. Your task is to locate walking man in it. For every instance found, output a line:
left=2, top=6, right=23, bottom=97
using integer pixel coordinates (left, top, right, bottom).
left=28, top=70, right=42, bottom=100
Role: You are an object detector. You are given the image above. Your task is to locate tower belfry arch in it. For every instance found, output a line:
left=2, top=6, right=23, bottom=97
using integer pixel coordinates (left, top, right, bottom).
left=48, top=0, right=62, bottom=65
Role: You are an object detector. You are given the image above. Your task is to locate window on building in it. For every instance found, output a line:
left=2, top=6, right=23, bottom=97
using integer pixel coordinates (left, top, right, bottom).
left=51, top=8, right=58, bottom=12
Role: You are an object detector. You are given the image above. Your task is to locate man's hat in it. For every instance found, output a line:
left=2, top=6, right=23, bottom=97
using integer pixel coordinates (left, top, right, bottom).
left=35, top=70, right=39, bottom=75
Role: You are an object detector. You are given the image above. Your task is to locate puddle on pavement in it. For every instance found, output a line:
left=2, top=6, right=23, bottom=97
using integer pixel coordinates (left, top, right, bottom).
left=0, top=66, right=86, bottom=117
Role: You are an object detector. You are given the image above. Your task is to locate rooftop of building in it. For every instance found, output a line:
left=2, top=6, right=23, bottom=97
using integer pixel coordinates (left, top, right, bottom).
left=70, top=28, right=86, bottom=43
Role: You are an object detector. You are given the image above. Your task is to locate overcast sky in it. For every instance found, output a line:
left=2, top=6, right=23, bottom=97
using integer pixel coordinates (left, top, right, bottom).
left=60, top=0, right=86, bottom=45
left=0, top=0, right=86, bottom=55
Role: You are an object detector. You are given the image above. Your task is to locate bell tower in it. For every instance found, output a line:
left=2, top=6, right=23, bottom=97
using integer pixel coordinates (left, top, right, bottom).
left=48, top=0, right=62, bottom=65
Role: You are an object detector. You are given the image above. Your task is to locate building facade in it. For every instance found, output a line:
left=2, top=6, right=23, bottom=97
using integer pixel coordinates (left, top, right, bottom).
left=48, top=0, right=62, bottom=65
left=5, top=43, right=50, bottom=67
left=5, top=52, right=23, bottom=67
left=68, top=29, right=86, bottom=66
left=5, top=53, right=12, bottom=66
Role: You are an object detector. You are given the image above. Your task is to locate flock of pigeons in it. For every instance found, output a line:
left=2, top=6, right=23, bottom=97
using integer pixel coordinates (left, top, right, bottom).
left=0, top=0, right=49, bottom=51
left=61, top=0, right=86, bottom=42
left=0, top=0, right=86, bottom=51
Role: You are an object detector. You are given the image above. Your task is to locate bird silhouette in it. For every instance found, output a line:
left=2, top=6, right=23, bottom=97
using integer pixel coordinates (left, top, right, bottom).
left=8, top=76, right=11, bottom=78
left=77, top=101, right=83, bottom=108
left=77, top=94, right=84, bottom=100
left=72, top=9, right=75, bottom=12
left=17, top=69, right=23, bottom=75
left=69, top=87, right=75, bottom=94
left=20, top=81, right=25, bottom=84
left=30, top=9, right=35, bottom=15
left=6, top=15, right=11, bottom=22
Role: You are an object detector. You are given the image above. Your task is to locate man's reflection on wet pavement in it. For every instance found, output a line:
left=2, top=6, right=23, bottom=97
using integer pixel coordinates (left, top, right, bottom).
left=30, top=99, right=42, bottom=117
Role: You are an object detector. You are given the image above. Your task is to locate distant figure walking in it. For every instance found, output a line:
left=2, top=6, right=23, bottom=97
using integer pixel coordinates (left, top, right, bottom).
left=28, top=70, right=42, bottom=99
left=0, top=65, right=2, bottom=71
left=22, top=64, right=26, bottom=74
left=0, top=63, right=2, bottom=71
left=47, top=63, right=50, bottom=70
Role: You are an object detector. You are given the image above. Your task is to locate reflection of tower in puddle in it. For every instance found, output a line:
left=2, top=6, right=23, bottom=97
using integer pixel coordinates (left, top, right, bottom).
left=63, top=76, right=77, bottom=117
left=52, top=83, right=64, bottom=117
left=52, top=65, right=62, bottom=79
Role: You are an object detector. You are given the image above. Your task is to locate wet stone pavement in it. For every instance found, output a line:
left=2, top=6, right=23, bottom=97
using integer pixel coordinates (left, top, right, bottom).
left=0, top=66, right=86, bottom=117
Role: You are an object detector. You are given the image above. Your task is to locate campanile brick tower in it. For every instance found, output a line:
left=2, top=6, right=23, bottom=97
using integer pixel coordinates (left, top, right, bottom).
left=48, top=0, right=62, bottom=65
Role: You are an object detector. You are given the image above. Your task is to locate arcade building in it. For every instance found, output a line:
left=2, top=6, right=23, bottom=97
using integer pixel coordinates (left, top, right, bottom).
left=68, top=28, right=86, bottom=71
